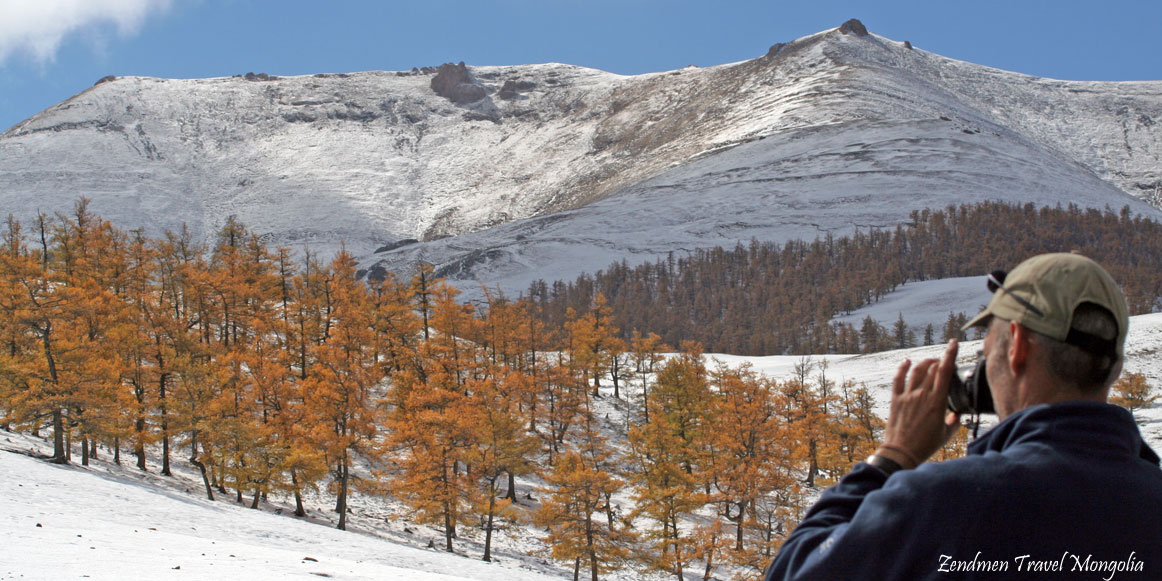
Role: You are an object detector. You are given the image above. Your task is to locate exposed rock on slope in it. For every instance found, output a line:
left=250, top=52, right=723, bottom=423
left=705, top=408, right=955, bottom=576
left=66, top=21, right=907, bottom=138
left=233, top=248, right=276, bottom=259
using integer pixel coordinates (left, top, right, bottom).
left=2, top=21, right=1161, bottom=297
left=430, top=62, right=487, bottom=104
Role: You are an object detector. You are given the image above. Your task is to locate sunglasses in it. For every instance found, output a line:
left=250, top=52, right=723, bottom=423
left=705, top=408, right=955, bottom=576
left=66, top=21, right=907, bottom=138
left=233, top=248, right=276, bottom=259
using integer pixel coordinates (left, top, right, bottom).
left=986, top=270, right=1044, bottom=318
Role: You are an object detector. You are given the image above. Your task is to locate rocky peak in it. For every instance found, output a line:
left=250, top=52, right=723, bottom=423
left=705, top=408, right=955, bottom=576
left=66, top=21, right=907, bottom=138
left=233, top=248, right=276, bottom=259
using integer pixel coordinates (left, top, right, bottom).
left=839, top=18, right=869, bottom=37
left=430, top=62, right=487, bottom=104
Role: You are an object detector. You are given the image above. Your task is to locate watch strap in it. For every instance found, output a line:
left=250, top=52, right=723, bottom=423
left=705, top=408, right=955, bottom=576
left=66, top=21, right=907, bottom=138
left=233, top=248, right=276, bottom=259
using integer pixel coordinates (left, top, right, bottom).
left=865, top=454, right=905, bottom=477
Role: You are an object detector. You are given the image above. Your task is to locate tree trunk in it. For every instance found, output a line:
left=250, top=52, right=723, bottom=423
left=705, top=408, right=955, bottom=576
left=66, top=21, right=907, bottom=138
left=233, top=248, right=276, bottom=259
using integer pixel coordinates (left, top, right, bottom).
left=483, top=490, right=496, bottom=562
left=81, top=436, right=89, bottom=466
left=505, top=471, right=518, bottom=503
left=443, top=500, right=454, bottom=552
left=586, top=514, right=597, bottom=581
left=135, top=424, right=147, bottom=471
left=605, top=491, right=615, bottom=530
left=806, top=439, right=818, bottom=487
left=703, top=530, right=717, bottom=580
left=735, top=500, right=747, bottom=551
left=50, top=408, right=66, bottom=464
left=611, top=359, right=620, bottom=399
left=160, top=371, right=171, bottom=476
left=190, top=454, right=214, bottom=501
left=251, top=488, right=261, bottom=509
left=337, top=458, right=349, bottom=530
left=292, top=470, right=307, bottom=517
left=43, top=325, right=66, bottom=464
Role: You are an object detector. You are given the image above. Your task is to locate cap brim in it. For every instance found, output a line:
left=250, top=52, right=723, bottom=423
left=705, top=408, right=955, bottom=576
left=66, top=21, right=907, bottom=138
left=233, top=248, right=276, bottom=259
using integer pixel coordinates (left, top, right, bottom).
left=962, top=309, right=992, bottom=332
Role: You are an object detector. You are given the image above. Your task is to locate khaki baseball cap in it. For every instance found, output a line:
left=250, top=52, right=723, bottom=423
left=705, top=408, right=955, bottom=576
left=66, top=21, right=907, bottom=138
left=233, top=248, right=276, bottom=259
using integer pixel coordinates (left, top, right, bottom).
left=963, top=253, right=1129, bottom=358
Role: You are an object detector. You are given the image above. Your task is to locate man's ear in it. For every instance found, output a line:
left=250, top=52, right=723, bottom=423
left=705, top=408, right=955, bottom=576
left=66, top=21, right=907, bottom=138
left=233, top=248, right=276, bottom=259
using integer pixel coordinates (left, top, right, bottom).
left=1008, top=320, right=1029, bottom=374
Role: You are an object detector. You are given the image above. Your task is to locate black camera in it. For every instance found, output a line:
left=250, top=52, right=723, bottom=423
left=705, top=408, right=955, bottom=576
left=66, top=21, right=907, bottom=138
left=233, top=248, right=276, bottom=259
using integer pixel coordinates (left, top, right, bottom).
left=947, top=357, right=995, bottom=415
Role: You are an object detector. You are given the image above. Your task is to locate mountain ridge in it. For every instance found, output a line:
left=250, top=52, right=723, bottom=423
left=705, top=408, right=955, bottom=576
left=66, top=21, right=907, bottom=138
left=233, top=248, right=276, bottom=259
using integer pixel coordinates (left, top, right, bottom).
left=2, top=20, right=1161, bottom=298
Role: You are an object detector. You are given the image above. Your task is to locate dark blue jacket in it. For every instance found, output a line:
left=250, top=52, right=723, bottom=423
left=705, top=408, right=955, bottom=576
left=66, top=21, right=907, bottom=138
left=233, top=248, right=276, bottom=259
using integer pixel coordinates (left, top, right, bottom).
left=765, top=402, right=1162, bottom=580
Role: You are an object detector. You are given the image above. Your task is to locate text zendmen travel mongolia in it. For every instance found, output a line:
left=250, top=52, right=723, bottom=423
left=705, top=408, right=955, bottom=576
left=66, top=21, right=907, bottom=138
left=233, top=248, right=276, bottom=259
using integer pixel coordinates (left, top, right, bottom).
left=937, top=551, right=1144, bottom=580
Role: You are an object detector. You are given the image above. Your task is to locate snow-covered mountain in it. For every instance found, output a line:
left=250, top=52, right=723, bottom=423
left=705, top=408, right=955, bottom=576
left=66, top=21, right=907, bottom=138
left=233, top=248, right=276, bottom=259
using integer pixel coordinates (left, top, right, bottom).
left=3, top=20, right=1161, bottom=298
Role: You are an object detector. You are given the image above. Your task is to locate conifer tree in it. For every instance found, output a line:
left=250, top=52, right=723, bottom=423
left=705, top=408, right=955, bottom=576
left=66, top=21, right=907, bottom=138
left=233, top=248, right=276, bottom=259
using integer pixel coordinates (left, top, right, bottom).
left=387, top=280, right=484, bottom=548
left=535, top=450, right=630, bottom=581
left=779, top=358, right=838, bottom=487
left=388, top=363, right=476, bottom=549
left=650, top=342, right=712, bottom=476
left=891, top=313, right=915, bottom=350
left=705, top=363, right=786, bottom=553
left=1110, top=371, right=1158, bottom=417
left=629, top=331, right=666, bottom=422
left=302, top=251, right=384, bottom=530
left=627, top=398, right=705, bottom=578
left=0, top=215, right=47, bottom=439
left=564, top=294, right=620, bottom=397
left=464, top=373, right=538, bottom=562
left=9, top=201, right=134, bottom=464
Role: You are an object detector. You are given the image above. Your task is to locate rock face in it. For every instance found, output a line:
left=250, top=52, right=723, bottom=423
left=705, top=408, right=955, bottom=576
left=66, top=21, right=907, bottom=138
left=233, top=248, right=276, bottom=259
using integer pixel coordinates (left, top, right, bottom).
left=839, top=18, right=869, bottom=36
left=431, top=62, right=487, bottom=104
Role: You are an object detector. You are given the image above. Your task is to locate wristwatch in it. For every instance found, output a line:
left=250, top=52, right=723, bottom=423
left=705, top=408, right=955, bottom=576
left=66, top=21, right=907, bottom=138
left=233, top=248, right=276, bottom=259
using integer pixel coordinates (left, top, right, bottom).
left=865, top=454, right=905, bottom=477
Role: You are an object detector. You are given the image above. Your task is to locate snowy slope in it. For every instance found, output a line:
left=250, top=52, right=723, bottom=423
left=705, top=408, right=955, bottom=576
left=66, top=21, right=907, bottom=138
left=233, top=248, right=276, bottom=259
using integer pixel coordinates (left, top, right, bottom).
left=710, top=311, right=1162, bottom=447
left=362, top=27, right=1162, bottom=297
left=831, top=276, right=994, bottom=336
left=368, top=114, right=1154, bottom=299
left=5, top=311, right=1161, bottom=580
left=0, top=441, right=563, bottom=581
left=2, top=21, right=1162, bottom=298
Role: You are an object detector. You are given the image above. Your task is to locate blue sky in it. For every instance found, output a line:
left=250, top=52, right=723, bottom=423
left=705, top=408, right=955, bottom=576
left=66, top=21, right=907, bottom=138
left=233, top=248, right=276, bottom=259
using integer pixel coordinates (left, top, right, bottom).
left=2, top=0, right=1162, bottom=131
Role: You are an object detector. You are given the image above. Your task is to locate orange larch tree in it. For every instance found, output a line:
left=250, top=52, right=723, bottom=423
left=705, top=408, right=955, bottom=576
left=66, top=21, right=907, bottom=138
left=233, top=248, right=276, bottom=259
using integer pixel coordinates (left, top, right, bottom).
left=302, top=250, right=385, bottom=530
left=704, top=362, right=789, bottom=571
left=627, top=398, right=706, bottom=579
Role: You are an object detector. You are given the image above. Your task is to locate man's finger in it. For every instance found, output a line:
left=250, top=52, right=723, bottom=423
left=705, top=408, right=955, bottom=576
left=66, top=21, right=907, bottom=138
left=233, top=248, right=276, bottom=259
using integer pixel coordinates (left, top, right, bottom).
left=907, top=359, right=937, bottom=392
left=894, top=359, right=911, bottom=397
left=933, top=340, right=959, bottom=396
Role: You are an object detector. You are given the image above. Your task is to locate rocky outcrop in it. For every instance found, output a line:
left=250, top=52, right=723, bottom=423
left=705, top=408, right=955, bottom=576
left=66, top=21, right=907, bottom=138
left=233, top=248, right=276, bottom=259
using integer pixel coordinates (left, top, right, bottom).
left=431, top=62, right=487, bottom=104
left=498, top=79, right=537, bottom=100
left=839, top=19, right=869, bottom=37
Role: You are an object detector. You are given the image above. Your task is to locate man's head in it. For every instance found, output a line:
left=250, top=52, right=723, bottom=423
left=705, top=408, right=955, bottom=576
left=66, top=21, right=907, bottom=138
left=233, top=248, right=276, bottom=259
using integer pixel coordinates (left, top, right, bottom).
left=964, top=253, right=1129, bottom=417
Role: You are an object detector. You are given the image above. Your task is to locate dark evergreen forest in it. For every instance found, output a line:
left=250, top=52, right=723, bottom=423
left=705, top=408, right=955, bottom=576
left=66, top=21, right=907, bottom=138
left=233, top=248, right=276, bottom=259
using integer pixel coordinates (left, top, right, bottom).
left=524, top=202, right=1162, bottom=355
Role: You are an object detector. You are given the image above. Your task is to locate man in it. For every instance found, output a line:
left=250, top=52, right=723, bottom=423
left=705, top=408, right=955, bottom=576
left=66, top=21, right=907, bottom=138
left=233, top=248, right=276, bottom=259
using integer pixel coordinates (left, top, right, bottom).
left=765, top=253, right=1162, bottom=580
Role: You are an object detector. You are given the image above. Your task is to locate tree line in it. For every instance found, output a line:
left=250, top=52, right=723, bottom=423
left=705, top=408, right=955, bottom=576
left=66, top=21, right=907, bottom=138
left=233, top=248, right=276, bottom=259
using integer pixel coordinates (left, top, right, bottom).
left=525, top=202, right=1162, bottom=355
left=0, top=199, right=903, bottom=580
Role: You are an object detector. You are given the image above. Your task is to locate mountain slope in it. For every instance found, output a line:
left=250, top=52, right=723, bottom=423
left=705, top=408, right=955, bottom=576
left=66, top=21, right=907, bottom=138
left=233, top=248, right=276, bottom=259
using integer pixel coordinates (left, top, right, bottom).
left=5, top=311, right=1162, bottom=580
left=2, top=21, right=1161, bottom=297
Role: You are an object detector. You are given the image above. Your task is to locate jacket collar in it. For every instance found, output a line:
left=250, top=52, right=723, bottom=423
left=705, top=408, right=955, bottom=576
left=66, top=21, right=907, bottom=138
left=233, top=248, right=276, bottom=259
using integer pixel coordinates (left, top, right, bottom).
left=967, top=401, right=1160, bottom=466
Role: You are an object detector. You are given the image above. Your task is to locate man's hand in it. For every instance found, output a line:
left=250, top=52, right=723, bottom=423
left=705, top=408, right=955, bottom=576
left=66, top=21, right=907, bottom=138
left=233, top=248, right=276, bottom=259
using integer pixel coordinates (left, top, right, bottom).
left=876, top=340, right=962, bottom=469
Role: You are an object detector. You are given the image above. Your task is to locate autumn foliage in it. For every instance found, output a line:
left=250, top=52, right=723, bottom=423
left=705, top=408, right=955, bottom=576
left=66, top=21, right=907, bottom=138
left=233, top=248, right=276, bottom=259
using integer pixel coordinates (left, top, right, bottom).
left=5, top=199, right=1127, bottom=579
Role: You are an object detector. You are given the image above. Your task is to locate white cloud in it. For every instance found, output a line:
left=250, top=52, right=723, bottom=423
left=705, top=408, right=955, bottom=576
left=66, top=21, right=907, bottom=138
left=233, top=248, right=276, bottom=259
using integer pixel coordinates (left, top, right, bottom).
left=0, top=0, right=172, bottom=65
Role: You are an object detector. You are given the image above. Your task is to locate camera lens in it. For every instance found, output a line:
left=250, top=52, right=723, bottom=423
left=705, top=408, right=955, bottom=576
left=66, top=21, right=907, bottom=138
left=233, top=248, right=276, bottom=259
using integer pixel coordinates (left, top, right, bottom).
left=947, top=358, right=994, bottom=415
